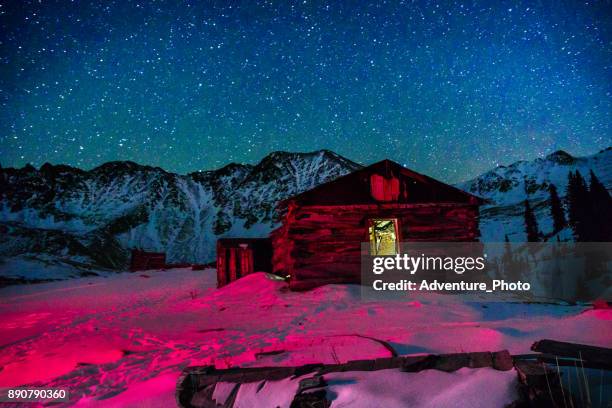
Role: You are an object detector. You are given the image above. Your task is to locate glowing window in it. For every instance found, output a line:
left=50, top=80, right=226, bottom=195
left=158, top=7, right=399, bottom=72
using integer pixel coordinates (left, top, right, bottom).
left=369, top=219, right=399, bottom=255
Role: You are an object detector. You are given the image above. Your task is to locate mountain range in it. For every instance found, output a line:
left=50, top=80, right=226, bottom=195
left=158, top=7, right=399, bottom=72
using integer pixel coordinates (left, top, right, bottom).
left=458, top=147, right=611, bottom=242
left=1, top=147, right=610, bottom=283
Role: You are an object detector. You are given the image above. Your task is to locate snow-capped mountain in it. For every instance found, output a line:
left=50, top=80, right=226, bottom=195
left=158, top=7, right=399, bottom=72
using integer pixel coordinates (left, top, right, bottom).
left=1, top=147, right=610, bottom=283
left=0, top=150, right=360, bottom=282
left=457, top=147, right=612, bottom=241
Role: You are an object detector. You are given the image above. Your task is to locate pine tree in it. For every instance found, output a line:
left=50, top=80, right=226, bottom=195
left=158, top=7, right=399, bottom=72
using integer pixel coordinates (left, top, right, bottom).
left=589, top=170, right=611, bottom=204
left=501, top=234, right=515, bottom=275
left=566, top=171, right=577, bottom=230
left=566, top=170, right=589, bottom=241
left=548, top=184, right=566, bottom=234
left=523, top=199, right=539, bottom=242
left=588, top=170, right=612, bottom=241
left=503, top=234, right=511, bottom=256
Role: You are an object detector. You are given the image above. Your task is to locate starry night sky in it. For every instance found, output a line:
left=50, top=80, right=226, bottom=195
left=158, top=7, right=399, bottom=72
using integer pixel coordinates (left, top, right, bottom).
left=1, top=1, right=611, bottom=183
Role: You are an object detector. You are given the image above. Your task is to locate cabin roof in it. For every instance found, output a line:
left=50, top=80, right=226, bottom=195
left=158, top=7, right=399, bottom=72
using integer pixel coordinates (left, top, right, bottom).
left=283, top=159, right=484, bottom=206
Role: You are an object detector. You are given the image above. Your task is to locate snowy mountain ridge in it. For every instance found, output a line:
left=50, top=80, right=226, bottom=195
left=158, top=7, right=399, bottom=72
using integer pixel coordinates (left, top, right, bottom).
left=458, top=147, right=612, bottom=241
left=458, top=147, right=612, bottom=206
left=0, top=150, right=360, bottom=281
left=0, top=147, right=610, bottom=282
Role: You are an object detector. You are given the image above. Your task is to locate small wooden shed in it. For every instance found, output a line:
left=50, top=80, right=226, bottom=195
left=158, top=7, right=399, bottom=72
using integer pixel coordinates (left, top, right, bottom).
left=216, top=238, right=272, bottom=287
left=129, top=249, right=166, bottom=271
left=270, top=159, right=484, bottom=290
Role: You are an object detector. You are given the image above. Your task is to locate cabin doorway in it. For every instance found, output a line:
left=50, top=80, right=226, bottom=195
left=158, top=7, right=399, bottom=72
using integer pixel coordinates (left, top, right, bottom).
left=369, top=219, right=400, bottom=255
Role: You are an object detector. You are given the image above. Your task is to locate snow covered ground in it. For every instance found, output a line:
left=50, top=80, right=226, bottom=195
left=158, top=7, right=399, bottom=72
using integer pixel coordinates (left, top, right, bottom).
left=212, top=367, right=519, bottom=408
left=0, top=268, right=610, bottom=407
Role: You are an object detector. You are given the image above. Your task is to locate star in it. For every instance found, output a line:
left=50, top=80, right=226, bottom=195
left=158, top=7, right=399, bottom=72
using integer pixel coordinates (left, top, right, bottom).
left=0, top=1, right=609, bottom=183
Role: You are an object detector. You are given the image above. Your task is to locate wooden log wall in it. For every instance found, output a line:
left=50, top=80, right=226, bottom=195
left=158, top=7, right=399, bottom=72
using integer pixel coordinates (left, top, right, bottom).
left=271, top=202, right=480, bottom=290
left=270, top=201, right=297, bottom=277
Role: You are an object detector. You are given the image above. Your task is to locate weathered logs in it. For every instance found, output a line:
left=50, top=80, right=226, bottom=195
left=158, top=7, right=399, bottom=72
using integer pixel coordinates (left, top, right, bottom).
left=531, top=339, right=612, bottom=368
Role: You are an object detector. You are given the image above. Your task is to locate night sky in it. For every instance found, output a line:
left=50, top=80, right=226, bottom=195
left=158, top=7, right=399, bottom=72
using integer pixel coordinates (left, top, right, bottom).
left=1, top=1, right=610, bottom=183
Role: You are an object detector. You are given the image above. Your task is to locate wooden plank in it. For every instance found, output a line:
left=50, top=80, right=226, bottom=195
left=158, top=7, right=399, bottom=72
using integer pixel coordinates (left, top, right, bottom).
left=514, top=353, right=612, bottom=370
left=291, top=242, right=362, bottom=255
left=216, top=248, right=226, bottom=287
left=292, top=254, right=362, bottom=265
left=289, top=210, right=477, bottom=229
left=293, top=265, right=361, bottom=281
left=531, top=339, right=612, bottom=368
left=228, top=248, right=237, bottom=283
left=296, top=202, right=476, bottom=211
left=239, top=247, right=253, bottom=276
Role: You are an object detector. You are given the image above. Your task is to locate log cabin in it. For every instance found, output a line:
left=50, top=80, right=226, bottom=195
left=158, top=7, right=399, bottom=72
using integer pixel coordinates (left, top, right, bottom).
left=269, top=159, right=484, bottom=290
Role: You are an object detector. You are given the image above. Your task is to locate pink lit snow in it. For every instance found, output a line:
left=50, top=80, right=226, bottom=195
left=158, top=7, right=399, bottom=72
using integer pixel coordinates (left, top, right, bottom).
left=0, top=268, right=610, bottom=407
